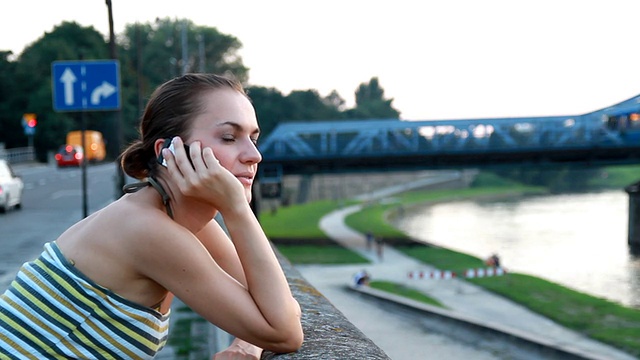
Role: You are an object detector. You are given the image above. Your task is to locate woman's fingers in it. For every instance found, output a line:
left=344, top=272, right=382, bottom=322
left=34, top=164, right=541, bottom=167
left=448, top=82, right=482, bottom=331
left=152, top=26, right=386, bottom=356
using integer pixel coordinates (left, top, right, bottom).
left=170, top=137, right=193, bottom=174
left=202, top=146, right=220, bottom=168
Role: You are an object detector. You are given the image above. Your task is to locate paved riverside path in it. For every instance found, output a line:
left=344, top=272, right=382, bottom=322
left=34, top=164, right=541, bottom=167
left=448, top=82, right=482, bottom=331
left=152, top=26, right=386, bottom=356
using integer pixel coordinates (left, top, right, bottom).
left=295, top=204, right=637, bottom=360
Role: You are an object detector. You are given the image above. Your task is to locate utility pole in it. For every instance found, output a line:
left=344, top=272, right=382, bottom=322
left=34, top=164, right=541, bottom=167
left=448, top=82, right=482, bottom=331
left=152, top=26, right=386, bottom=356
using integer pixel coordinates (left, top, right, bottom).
left=197, top=34, right=205, bottom=72
left=181, top=21, right=188, bottom=75
left=105, top=0, right=125, bottom=197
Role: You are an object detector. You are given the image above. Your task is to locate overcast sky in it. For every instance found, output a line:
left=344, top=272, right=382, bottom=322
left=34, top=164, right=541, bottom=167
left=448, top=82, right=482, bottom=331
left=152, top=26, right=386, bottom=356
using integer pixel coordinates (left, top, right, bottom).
left=3, top=0, right=640, bottom=121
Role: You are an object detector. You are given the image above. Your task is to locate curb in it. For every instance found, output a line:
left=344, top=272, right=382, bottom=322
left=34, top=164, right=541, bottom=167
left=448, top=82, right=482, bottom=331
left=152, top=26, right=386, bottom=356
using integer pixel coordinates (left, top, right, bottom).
left=348, top=284, right=615, bottom=360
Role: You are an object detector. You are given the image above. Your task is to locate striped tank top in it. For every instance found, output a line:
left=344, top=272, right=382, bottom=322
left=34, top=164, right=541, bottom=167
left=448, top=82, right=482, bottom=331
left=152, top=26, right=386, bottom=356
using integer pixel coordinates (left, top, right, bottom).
left=0, top=242, right=170, bottom=359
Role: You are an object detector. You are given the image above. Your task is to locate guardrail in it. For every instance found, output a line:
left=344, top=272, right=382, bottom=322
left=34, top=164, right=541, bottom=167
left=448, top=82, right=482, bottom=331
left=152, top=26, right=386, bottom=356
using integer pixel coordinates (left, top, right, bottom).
left=0, top=145, right=35, bottom=164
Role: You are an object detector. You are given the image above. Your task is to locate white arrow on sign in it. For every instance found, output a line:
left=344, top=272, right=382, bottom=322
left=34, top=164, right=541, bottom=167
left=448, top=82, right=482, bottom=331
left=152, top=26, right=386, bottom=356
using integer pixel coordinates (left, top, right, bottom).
left=59, top=68, right=77, bottom=105
left=90, top=81, right=117, bottom=105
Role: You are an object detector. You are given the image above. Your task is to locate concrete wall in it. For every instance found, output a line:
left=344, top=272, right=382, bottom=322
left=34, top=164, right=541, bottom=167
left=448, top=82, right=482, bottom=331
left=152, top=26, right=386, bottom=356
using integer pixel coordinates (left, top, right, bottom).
left=189, top=249, right=391, bottom=359
left=262, top=250, right=390, bottom=359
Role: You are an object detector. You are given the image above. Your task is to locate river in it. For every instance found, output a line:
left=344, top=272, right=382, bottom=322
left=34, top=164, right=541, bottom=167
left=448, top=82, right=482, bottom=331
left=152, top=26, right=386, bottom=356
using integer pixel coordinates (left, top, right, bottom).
left=392, top=189, right=640, bottom=309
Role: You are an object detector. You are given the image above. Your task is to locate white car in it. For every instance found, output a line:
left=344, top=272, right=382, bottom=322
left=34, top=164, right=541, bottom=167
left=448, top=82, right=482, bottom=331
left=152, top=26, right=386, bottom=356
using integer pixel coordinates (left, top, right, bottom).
left=0, top=159, right=24, bottom=213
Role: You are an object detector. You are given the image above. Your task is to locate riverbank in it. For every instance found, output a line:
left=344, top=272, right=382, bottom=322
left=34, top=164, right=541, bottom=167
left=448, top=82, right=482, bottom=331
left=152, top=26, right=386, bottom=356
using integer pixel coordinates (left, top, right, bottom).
left=296, top=204, right=637, bottom=359
left=266, top=172, right=640, bottom=357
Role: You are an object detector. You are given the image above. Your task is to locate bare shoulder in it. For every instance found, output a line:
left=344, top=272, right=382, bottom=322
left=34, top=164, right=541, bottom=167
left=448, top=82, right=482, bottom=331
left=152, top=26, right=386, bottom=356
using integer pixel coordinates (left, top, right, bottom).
left=118, top=206, right=211, bottom=279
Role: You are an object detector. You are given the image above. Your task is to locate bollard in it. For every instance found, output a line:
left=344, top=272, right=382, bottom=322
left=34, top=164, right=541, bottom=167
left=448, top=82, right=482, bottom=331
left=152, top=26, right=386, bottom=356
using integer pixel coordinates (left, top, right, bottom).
left=624, top=181, right=640, bottom=251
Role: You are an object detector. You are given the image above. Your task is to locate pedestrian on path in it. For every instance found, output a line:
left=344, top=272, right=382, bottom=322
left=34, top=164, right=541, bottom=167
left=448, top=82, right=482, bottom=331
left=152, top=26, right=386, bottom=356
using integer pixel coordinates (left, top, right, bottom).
left=366, top=231, right=374, bottom=251
left=375, top=236, right=384, bottom=261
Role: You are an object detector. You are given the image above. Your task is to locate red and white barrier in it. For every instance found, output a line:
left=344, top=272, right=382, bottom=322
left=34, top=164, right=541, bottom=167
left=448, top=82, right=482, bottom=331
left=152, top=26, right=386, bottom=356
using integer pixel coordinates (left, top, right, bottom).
left=408, top=267, right=507, bottom=280
left=408, top=270, right=456, bottom=279
left=464, top=267, right=507, bottom=278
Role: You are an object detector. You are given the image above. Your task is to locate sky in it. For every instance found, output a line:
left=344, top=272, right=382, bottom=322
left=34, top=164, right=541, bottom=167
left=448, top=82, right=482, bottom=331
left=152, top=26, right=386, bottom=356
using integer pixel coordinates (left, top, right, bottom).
left=3, top=0, right=640, bottom=121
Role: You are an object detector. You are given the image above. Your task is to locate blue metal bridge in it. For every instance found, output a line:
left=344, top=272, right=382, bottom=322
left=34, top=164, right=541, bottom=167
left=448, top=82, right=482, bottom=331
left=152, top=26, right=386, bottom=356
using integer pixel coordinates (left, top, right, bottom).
left=258, top=93, right=640, bottom=175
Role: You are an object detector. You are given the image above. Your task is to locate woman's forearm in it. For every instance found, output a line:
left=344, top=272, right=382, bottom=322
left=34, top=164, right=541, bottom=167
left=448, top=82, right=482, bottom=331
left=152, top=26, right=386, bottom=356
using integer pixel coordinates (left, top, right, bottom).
left=221, top=204, right=303, bottom=345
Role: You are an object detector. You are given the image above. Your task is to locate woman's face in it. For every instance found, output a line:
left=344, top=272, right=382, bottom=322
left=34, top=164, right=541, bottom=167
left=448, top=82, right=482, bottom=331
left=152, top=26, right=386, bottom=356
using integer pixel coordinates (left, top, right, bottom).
left=188, top=88, right=262, bottom=202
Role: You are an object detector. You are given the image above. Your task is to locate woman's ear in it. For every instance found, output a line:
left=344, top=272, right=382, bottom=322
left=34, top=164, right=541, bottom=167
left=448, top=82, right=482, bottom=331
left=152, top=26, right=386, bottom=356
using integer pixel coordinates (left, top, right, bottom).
left=155, top=138, right=173, bottom=166
left=154, top=138, right=171, bottom=157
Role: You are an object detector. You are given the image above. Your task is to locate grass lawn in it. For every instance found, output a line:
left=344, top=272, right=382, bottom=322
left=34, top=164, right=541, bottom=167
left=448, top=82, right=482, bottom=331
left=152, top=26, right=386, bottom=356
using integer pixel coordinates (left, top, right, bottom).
left=398, top=245, right=640, bottom=356
left=368, top=280, right=447, bottom=309
left=277, top=244, right=369, bottom=264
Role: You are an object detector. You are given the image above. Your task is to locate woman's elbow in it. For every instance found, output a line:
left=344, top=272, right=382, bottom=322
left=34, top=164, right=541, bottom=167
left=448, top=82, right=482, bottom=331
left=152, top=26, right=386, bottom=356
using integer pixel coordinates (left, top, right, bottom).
left=267, top=326, right=304, bottom=354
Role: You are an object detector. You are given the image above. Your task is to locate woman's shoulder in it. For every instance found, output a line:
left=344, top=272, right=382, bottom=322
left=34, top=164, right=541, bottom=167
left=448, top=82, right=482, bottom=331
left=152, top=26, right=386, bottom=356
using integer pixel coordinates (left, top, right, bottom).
left=98, top=195, right=185, bottom=246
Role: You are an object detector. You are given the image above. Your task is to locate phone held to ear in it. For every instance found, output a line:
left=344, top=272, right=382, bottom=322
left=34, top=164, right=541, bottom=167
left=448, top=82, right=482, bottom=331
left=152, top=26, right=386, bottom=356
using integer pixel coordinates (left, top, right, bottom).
left=157, top=138, right=193, bottom=168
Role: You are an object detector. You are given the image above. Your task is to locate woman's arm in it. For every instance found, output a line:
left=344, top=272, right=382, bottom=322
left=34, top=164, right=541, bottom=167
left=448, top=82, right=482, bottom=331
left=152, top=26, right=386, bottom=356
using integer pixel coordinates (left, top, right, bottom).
left=196, top=220, right=263, bottom=357
left=137, top=220, right=302, bottom=353
left=147, top=139, right=303, bottom=352
left=196, top=219, right=247, bottom=286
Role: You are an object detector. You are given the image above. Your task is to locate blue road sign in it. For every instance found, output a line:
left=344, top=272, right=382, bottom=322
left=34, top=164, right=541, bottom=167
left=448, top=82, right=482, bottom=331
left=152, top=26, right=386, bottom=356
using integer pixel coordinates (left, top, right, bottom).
left=51, top=60, right=121, bottom=112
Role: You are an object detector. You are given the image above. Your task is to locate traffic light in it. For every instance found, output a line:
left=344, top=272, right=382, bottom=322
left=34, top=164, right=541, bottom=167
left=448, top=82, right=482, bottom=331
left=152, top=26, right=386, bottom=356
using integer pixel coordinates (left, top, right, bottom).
left=23, top=113, right=37, bottom=128
left=22, top=113, right=37, bottom=137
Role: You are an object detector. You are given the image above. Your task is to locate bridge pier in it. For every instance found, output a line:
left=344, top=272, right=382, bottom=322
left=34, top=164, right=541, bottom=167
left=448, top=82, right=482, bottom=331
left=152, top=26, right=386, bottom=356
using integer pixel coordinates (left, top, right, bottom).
left=624, top=181, right=640, bottom=252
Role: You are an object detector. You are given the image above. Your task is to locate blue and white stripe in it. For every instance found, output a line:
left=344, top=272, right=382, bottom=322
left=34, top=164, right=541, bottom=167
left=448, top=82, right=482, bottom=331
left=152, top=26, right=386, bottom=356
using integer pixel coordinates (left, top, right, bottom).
left=0, top=242, right=170, bottom=359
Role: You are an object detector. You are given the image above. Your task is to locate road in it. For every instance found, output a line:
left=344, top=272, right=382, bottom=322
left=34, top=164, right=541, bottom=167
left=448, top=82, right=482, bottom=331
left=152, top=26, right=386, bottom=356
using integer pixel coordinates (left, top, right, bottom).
left=0, top=162, right=119, bottom=291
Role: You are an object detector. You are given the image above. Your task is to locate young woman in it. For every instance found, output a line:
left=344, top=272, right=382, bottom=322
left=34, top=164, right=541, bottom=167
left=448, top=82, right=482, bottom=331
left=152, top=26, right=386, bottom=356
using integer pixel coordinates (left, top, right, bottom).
left=0, top=73, right=303, bottom=359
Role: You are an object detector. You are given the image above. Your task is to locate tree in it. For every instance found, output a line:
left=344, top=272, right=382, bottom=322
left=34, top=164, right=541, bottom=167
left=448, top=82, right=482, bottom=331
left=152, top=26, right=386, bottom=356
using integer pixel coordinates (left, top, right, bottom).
left=9, top=21, right=111, bottom=161
left=0, top=18, right=404, bottom=161
left=0, top=19, right=251, bottom=161
left=245, top=86, right=290, bottom=138
left=345, top=77, right=400, bottom=119
left=121, top=18, right=248, bottom=93
left=286, top=90, right=344, bottom=121
left=246, top=86, right=347, bottom=139
left=118, top=18, right=249, bottom=148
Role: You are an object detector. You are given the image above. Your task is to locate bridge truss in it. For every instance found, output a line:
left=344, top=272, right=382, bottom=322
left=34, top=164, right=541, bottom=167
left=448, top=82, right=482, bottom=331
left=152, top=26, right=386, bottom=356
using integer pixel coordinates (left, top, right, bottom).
left=258, top=94, right=640, bottom=175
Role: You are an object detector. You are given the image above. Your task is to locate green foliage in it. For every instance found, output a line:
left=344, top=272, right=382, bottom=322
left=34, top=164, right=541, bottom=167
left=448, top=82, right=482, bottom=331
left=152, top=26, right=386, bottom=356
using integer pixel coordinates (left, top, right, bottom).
left=247, top=86, right=346, bottom=139
left=346, top=77, right=400, bottom=119
left=0, top=18, right=401, bottom=162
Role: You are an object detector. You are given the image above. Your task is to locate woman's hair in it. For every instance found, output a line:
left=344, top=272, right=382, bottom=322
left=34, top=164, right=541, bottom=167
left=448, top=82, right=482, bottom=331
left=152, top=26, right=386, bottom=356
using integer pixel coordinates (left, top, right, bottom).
left=120, top=73, right=247, bottom=179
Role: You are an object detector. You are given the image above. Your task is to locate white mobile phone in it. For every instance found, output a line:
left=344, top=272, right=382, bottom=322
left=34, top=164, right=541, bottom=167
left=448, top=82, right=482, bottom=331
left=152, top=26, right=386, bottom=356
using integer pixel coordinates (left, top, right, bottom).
left=157, top=138, right=175, bottom=168
left=157, top=138, right=193, bottom=168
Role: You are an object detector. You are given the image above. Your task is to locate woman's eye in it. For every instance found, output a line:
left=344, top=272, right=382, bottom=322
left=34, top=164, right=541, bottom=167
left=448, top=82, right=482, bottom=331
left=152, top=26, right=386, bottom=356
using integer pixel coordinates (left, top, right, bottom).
left=222, top=136, right=235, bottom=142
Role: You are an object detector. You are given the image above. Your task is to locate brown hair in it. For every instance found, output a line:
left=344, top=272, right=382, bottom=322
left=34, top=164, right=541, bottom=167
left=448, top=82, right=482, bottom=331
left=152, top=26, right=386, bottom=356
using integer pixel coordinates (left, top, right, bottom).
left=119, top=73, right=246, bottom=180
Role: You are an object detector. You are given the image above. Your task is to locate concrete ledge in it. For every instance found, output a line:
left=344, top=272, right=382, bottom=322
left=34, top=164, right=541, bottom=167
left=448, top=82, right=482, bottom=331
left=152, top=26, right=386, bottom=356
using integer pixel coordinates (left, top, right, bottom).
left=349, top=284, right=612, bottom=360
left=260, top=252, right=390, bottom=359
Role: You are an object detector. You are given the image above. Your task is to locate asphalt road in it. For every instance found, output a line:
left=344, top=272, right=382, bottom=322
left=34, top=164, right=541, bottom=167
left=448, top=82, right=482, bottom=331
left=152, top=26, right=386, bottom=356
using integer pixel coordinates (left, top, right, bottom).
left=0, top=161, right=119, bottom=291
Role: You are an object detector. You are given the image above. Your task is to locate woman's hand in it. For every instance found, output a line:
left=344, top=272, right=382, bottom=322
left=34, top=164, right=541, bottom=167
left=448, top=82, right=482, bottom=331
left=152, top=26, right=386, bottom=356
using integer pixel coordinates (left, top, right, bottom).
left=163, top=137, right=246, bottom=213
left=213, top=338, right=263, bottom=360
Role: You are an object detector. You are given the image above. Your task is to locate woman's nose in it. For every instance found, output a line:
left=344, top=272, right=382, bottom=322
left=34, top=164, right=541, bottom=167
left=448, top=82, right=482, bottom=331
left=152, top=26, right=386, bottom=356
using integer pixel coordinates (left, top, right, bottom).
left=242, top=141, right=263, bottom=164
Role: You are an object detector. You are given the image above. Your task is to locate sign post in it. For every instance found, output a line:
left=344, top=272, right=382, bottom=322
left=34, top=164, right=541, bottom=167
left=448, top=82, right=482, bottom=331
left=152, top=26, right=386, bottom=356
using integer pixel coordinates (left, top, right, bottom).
left=51, top=59, right=121, bottom=218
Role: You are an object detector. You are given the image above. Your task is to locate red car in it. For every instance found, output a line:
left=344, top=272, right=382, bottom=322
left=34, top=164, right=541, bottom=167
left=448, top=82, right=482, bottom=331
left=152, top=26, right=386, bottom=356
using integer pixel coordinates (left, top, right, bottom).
left=55, top=145, right=84, bottom=167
